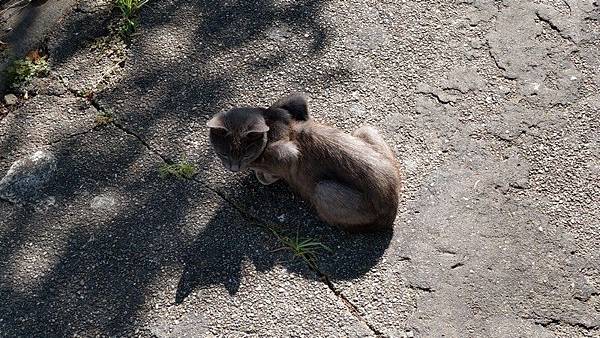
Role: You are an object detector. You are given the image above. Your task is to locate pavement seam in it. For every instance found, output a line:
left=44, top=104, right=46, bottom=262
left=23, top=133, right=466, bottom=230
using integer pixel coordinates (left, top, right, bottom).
left=87, top=97, right=387, bottom=336
left=321, top=276, right=385, bottom=337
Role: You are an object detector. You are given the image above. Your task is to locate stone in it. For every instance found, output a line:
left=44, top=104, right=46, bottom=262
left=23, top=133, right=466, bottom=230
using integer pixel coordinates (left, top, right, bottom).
left=0, top=150, right=57, bottom=203
left=4, top=94, right=18, bottom=105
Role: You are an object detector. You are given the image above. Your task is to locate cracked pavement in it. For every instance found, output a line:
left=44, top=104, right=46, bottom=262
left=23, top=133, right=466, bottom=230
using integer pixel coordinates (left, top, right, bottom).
left=1, top=0, right=599, bottom=336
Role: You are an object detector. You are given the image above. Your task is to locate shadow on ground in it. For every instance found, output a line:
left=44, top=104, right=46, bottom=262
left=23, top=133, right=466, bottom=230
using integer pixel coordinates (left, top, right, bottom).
left=0, top=0, right=392, bottom=335
left=176, top=174, right=393, bottom=304
left=1, top=128, right=198, bottom=336
left=0, top=126, right=391, bottom=335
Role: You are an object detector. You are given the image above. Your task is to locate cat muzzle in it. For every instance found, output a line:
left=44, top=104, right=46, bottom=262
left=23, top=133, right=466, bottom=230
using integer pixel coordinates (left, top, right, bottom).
left=229, top=163, right=243, bottom=172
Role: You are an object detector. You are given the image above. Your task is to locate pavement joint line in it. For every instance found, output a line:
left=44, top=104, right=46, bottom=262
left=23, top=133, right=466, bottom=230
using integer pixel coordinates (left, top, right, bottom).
left=94, top=107, right=387, bottom=334
left=321, top=275, right=385, bottom=337
left=57, top=70, right=164, bottom=162
left=110, top=118, right=165, bottom=162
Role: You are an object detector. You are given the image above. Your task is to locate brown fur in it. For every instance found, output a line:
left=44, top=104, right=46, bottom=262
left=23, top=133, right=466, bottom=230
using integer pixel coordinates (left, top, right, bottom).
left=208, top=94, right=402, bottom=233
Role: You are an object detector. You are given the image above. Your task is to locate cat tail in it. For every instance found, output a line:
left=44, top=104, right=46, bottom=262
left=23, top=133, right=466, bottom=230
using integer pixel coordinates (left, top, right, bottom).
left=269, top=93, right=310, bottom=121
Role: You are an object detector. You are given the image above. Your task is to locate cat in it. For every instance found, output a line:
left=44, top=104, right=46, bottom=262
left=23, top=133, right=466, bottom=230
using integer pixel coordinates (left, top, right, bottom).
left=207, top=94, right=401, bottom=233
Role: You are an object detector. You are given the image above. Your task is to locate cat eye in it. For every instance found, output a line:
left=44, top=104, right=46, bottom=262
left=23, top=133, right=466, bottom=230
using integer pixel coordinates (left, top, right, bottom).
left=245, top=132, right=264, bottom=142
left=210, top=128, right=228, bottom=137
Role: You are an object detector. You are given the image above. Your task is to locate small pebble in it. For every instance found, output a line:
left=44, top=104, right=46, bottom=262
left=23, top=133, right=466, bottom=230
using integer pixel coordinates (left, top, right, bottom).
left=4, top=94, right=18, bottom=105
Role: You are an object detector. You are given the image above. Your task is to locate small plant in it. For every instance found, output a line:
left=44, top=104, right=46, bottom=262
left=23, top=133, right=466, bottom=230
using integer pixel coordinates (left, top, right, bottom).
left=159, top=160, right=197, bottom=179
left=272, top=230, right=332, bottom=269
left=118, top=18, right=137, bottom=36
left=114, top=0, right=148, bottom=36
left=78, top=88, right=95, bottom=101
left=95, top=111, right=114, bottom=126
left=5, top=50, right=49, bottom=88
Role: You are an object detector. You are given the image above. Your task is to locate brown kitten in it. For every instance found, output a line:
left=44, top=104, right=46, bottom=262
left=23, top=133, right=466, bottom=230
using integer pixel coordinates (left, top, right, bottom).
left=207, top=94, right=402, bottom=233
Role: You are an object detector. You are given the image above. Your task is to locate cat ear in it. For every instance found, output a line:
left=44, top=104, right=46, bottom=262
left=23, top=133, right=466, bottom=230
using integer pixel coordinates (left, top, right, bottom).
left=269, top=93, right=309, bottom=121
left=207, top=114, right=227, bottom=130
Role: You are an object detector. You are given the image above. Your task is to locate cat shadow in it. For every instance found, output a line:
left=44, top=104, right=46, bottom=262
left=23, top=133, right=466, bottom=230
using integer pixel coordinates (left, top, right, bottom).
left=176, top=173, right=392, bottom=303
left=239, top=175, right=393, bottom=280
left=174, top=203, right=280, bottom=303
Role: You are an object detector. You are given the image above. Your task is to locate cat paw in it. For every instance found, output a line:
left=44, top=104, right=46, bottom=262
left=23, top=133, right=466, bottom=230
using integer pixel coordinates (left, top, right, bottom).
left=254, top=170, right=280, bottom=185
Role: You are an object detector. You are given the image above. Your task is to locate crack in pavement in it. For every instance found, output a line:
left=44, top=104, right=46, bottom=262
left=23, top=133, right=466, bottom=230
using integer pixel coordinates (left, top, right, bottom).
left=406, top=285, right=435, bottom=293
left=562, top=0, right=572, bottom=15
left=46, top=126, right=99, bottom=146
left=425, top=92, right=452, bottom=105
left=450, top=262, right=464, bottom=269
left=529, top=316, right=599, bottom=331
left=321, top=276, right=385, bottom=336
left=535, top=11, right=576, bottom=44
left=487, top=45, right=510, bottom=76
left=86, top=97, right=388, bottom=337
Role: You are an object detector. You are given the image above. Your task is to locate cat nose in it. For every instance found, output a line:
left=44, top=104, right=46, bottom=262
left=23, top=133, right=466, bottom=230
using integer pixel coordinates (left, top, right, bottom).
left=230, top=163, right=240, bottom=172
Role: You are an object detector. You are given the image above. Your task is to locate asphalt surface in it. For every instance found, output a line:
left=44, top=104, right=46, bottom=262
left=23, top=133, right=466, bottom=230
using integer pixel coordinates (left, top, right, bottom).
left=1, top=0, right=599, bottom=337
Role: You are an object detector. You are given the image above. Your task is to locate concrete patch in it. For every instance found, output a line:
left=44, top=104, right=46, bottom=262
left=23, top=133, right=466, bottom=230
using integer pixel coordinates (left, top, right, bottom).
left=0, top=150, right=56, bottom=203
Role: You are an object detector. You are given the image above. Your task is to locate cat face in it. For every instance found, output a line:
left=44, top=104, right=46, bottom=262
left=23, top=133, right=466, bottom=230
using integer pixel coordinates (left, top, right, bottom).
left=207, top=107, right=269, bottom=172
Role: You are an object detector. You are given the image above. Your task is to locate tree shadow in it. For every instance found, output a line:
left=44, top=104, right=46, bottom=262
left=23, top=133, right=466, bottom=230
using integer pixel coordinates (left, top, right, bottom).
left=2, top=2, right=41, bottom=55
left=0, top=0, right=393, bottom=335
left=174, top=204, right=282, bottom=303
left=1, top=0, right=68, bottom=56
left=190, top=0, right=330, bottom=53
left=0, top=126, right=198, bottom=335
left=48, top=0, right=331, bottom=70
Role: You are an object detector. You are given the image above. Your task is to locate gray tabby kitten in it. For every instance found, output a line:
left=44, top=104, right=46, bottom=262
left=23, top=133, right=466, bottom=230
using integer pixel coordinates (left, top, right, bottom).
left=207, top=94, right=401, bottom=232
